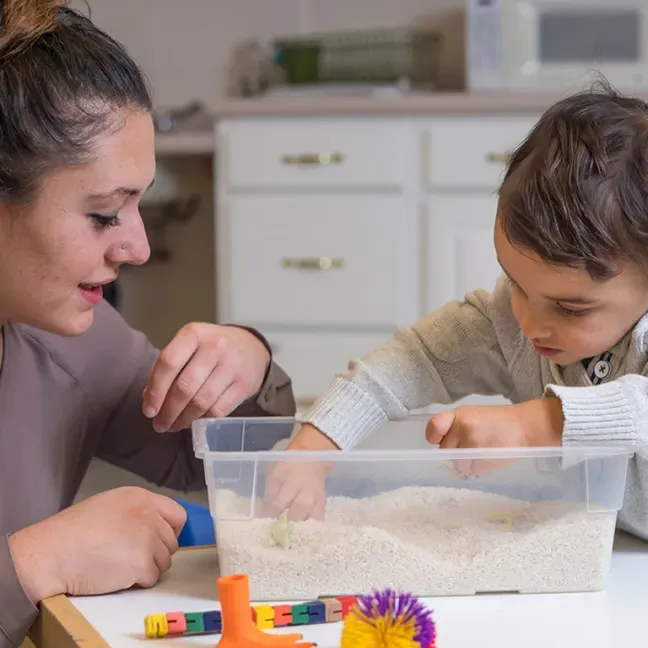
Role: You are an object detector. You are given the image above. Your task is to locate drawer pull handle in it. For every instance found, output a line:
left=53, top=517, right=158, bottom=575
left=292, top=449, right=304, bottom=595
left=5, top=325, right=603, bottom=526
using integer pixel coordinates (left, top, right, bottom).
left=485, top=152, right=510, bottom=164
left=281, top=153, right=345, bottom=166
left=281, top=256, right=345, bottom=271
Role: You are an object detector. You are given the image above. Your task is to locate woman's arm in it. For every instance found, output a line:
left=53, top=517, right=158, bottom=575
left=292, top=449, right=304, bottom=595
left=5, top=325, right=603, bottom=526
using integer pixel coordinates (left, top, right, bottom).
left=0, top=535, right=37, bottom=648
left=86, top=301, right=296, bottom=491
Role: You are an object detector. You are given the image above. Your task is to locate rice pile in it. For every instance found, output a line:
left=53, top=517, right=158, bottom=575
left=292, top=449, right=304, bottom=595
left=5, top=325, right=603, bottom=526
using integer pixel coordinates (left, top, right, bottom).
left=213, top=485, right=616, bottom=600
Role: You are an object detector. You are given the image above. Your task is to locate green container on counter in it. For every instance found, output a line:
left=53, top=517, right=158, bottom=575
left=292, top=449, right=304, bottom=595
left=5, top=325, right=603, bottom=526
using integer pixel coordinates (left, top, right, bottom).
left=273, top=26, right=443, bottom=87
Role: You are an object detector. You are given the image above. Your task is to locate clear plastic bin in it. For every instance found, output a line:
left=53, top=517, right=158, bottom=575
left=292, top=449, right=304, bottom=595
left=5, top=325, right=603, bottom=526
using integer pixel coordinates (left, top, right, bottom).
left=192, top=415, right=632, bottom=601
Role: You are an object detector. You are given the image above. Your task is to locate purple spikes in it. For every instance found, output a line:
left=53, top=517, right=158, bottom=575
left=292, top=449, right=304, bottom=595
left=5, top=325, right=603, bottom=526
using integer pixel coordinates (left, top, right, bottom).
left=356, top=588, right=436, bottom=648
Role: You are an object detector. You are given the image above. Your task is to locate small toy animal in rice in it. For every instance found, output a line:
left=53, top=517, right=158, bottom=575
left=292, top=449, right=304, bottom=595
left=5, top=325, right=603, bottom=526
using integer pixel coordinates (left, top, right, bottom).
left=269, top=510, right=293, bottom=548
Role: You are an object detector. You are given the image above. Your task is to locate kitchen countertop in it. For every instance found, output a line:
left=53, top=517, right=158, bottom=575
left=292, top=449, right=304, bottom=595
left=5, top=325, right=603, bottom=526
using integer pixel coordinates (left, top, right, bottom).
left=153, top=89, right=648, bottom=154
left=210, top=90, right=648, bottom=119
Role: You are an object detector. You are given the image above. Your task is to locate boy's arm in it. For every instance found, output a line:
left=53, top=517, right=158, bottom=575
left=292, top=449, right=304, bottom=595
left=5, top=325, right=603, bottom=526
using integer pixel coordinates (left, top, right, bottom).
left=545, top=375, right=648, bottom=539
left=300, top=277, right=518, bottom=449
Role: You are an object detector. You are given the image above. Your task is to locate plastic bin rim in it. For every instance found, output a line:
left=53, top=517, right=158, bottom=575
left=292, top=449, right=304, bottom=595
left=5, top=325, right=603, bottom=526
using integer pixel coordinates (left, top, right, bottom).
left=193, top=444, right=635, bottom=462
left=191, top=417, right=637, bottom=461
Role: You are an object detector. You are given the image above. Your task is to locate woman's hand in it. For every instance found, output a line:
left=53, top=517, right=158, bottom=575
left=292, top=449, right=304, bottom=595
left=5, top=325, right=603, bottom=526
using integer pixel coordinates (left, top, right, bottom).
left=142, top=323, right=271, bottom=433
left=8, top=487, right=187, bottom=603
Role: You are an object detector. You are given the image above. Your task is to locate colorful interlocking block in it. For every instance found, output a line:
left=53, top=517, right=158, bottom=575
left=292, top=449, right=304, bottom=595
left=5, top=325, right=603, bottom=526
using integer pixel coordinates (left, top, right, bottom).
left=144, top=592, right=361, bottom=638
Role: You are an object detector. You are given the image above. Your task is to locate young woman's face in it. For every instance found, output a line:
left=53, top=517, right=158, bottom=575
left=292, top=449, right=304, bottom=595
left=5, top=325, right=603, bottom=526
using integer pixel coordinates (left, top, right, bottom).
left=0, top=108, right=155, bottom=336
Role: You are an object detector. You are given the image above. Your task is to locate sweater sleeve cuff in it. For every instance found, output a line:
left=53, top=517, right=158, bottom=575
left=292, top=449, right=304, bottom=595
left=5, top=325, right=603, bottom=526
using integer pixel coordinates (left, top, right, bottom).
left=544, top=381, right=638, bottom=445
left=223, top=324, right=295, bottom=416
left=296, top=377, right=388, bottom=449
left=0, top=534, right=39, bottom=646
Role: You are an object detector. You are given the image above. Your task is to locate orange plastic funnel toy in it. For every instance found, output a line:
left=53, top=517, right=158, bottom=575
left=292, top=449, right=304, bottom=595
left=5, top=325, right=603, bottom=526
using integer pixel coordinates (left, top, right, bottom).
left=216, top=574, right=316, bottom=648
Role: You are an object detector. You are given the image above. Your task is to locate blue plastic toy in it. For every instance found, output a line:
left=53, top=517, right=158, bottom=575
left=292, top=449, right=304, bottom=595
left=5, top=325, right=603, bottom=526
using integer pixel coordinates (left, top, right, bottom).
left=175, top=498, right=216, bottom=547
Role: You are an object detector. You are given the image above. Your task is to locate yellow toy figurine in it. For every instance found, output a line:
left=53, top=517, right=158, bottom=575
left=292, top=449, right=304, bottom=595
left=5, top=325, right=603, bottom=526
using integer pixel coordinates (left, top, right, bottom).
left=269, top=510, right=293, bottom=548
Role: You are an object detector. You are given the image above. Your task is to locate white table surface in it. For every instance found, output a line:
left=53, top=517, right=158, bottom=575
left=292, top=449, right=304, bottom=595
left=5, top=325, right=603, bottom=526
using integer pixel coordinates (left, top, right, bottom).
left=70, top=531, right=648, bottom=647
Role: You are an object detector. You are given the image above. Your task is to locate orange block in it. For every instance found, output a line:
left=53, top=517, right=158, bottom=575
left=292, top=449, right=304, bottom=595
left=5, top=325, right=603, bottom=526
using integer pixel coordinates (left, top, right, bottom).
left=336, top=596, right=357, bottom=618
left=166, top=612, right=187, bottom=636
left=273, top=604, right=293, bottom=627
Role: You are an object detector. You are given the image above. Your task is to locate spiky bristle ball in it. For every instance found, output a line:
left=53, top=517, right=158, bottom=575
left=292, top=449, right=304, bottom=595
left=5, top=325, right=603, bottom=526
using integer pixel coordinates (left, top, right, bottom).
left=339, top=588, right=436, bottom=648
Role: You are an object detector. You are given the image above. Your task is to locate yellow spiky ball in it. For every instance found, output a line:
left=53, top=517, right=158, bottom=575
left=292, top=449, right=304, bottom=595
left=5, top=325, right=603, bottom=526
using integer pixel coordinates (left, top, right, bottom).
left=339, top=589, right=436, bottom=648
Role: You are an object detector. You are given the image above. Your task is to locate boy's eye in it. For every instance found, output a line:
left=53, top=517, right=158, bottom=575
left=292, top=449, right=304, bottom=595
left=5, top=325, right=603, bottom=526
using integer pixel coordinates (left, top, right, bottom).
left=557, top=303, right=589, bottom=317
left=89, top=213, right=120, bottom=229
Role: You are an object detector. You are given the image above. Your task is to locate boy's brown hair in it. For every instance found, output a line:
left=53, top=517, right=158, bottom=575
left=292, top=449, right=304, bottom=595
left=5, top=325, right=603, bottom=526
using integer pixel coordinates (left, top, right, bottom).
left=498, top=80, right=648, bottom=281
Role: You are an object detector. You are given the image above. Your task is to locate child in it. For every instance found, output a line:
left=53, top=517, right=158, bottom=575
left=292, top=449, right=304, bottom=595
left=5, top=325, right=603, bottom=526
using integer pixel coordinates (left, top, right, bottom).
left=265, top=82, right=648, bottom=538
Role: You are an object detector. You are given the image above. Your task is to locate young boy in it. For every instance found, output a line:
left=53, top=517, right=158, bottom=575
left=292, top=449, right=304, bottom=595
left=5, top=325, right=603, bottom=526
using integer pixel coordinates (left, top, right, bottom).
left=264, top=83, right=648, bottom=537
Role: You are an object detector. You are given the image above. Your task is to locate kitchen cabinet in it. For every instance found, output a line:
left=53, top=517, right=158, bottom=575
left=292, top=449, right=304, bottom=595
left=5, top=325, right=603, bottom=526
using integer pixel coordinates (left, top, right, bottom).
left=215, top=106, right=541, bottom=411
left=424, top=194, right=502, bottom=312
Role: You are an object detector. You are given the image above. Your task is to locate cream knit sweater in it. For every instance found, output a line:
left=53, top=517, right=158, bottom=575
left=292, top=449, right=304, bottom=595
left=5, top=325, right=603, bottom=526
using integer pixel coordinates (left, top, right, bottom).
left=299, top=275, right=648, bottom=540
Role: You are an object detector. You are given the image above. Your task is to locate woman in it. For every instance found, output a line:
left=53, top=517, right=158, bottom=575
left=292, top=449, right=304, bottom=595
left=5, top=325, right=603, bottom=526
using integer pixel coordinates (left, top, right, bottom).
left=0, top=1, right=295, bottom=644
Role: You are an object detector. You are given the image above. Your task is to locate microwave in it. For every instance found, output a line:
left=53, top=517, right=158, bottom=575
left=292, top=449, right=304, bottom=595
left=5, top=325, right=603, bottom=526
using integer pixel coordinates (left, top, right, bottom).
left=467, top=0, right=648, bottom=91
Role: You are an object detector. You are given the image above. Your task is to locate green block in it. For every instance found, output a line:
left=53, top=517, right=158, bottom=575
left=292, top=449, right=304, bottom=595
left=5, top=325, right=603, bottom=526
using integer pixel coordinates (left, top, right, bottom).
left=291, top=603, right=310, bottom=625
left=185, top=612, right=205, bottom=633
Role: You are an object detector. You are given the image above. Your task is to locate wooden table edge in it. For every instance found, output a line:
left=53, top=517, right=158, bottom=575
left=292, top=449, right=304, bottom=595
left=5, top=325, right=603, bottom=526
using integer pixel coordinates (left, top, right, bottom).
left=29, top=594, right=109, bottom=648
left=28, top=545, right=216, bottom=648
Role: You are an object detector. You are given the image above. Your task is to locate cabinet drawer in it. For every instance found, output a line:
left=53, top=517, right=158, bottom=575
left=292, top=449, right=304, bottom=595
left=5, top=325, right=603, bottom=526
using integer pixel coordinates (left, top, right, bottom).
left=267, top=331, right=390, bottom=408
left=424, top=116, right=539, bottom=189
left=223, top=195, right=419, bottom=327
left=220, top=119, right=409, bottom=190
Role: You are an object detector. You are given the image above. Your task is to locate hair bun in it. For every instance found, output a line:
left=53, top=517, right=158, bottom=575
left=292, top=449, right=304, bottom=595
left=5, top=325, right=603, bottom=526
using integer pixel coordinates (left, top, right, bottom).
left=0, top=0, right=62, bottom=57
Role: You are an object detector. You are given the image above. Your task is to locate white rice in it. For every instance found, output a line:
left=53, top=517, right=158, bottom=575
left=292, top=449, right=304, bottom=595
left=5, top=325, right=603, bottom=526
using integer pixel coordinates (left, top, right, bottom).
left=213, top=485, right=616, bottom=601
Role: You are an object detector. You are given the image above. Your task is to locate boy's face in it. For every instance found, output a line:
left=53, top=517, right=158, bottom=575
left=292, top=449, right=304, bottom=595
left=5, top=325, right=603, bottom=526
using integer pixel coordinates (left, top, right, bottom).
left=494, top=217, right=648, bottom=366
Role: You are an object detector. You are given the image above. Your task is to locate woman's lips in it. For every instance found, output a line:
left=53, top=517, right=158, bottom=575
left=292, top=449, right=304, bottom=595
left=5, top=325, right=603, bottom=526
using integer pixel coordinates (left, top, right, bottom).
left=79, top=284, right=103, bottom=305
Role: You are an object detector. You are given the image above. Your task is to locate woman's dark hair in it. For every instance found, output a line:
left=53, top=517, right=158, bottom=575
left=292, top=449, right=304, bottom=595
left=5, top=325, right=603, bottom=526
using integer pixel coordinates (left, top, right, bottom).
left=498, top=79, right=648, bottom=281
left=0, top=0, right=152, bottom=201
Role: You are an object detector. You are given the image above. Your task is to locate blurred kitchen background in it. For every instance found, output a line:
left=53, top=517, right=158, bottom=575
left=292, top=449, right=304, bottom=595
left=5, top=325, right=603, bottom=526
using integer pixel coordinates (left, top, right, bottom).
left=73, top=0, right=466, bottom=344
left=74, top=0, right=648, bottom=502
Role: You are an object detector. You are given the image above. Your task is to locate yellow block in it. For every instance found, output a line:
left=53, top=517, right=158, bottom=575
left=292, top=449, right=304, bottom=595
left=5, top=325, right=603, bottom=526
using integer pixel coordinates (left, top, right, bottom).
left=144, top=613, right=169, bottom=638
left=253, top=604, right=276, bottom=630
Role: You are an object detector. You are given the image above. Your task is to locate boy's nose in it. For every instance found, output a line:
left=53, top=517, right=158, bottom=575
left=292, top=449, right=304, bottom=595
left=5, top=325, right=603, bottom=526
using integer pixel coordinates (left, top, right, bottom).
left=518, top=311, right=551, bottom=341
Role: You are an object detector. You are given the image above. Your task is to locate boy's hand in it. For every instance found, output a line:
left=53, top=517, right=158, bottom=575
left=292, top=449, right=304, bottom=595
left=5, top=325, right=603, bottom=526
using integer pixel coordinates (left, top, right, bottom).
left=425, top=397, right=564, bottom=476
left=263, top=424, right=339, bottom=521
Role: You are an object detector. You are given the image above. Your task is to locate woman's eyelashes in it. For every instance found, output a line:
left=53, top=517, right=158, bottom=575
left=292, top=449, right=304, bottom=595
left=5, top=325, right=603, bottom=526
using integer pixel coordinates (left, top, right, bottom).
left=89, top=213, right=120, bottom=229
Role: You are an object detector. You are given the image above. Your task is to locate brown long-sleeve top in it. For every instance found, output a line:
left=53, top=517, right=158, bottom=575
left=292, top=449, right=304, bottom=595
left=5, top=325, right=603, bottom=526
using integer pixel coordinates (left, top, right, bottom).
left=0, top=300, right=296, bottom=647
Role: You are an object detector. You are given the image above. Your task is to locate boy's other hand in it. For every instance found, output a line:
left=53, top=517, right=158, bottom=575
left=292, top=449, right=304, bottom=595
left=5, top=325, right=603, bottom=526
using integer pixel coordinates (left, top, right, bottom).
left=425, top=398, right=564, bottom=476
